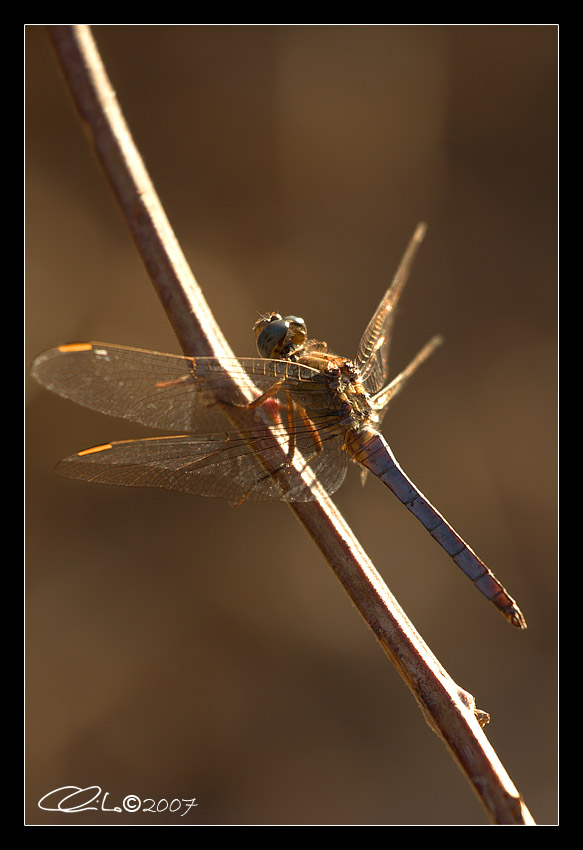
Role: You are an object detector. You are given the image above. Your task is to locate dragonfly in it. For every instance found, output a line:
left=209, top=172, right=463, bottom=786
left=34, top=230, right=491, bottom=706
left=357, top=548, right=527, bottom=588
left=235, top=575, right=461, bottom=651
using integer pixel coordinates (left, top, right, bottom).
left=31, top=224, right=526, bottom=629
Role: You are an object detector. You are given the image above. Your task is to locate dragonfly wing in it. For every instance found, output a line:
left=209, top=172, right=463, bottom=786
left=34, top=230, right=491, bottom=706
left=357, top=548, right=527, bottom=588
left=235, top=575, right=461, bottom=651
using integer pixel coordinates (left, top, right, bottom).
left=355, top=224, right=426, bottom=394
left=370, top=335, right=443, bottom=426
left=32, top=342, right=349, bottom=501
left=31, top=342, right=329, bottom=433
left=56, top=429, right=348, bottom=503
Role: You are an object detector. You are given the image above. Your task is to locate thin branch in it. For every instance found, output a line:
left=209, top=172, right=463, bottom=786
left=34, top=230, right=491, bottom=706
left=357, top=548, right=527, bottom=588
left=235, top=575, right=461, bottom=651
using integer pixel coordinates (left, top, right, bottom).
left=45, top=24, right=534, bottom=825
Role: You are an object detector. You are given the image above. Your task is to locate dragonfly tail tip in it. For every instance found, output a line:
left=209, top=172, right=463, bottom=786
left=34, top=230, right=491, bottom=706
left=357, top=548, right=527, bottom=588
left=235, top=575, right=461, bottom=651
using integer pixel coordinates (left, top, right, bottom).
left=507, top=607, right=528, bottom=630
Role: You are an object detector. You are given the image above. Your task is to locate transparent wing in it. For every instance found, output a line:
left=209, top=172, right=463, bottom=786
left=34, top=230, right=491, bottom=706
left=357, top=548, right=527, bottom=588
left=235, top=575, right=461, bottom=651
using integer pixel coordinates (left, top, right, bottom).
left=355, top=223, right=426, bottom=394
left=31, top=342, right=334, bottom=431
left=55, top=430, right=348, bottom=503
left=31, top=341, right=349, bottom=502
left=371, top=335, right=443, bottom=423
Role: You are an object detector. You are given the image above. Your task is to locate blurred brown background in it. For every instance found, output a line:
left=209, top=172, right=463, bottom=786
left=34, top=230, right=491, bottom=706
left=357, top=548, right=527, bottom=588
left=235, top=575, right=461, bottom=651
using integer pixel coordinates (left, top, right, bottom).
left=26, top=25, right=557, bottom=825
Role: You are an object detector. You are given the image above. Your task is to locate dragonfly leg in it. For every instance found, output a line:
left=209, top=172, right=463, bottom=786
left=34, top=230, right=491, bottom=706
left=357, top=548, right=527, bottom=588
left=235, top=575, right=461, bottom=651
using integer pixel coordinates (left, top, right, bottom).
left=230, top=399, right=326, bottom=506
left=245, top=379, right=286, bottom=409
left=296, top=403, right=324, bottom=455
left=280, top=396, right=325, bottom=466
left=225, top=379, right=324, bottom=468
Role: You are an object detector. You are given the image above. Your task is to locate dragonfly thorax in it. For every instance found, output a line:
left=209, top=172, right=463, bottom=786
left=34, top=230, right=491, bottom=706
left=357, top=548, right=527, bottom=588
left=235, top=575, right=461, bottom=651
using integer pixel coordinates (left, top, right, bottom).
left=300, top=347, right=376, bottom=433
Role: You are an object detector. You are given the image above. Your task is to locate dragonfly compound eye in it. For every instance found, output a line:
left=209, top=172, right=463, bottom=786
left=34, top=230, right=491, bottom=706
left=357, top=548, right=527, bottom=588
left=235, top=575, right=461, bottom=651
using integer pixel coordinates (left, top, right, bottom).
left=255, top=314, right=307, bottom=360
left=282, top=315, right=307, bottom=348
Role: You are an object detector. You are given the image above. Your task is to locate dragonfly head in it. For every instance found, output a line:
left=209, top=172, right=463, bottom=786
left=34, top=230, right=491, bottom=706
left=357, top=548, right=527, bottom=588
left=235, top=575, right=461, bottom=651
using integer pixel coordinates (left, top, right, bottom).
left=254, top=313, right=307, bottom=360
